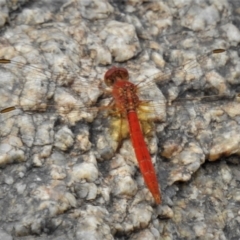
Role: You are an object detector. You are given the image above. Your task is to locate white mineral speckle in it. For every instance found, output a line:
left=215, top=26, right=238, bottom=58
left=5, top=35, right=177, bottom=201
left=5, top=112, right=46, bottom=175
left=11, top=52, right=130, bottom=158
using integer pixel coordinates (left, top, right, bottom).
left=220, top=164, right=232, bottom=184
left=76, top=205, right=111, bottom=239
left=75, top=182, right=98, bottom=200
left=14, top=182, right=26, bottom=194
left=193, top=222, right=207, bottom=237
left=205, top=71, right=228, bottom=95
left=232, top=190, right=240, bottom=202
left=89, top=45, right=112, bottom=65
left=16, top=8, right=52, bottom=25
left=129, top=205, right=153, bottom=229
left=157, top=205, right=174, bottom=219
left=78, top=0, right=114, bottom=20
left=40, top=145, right=52, bottom=158
left=100, top=21, right=141, bottom=62
left=72, top=162, right=99, bottom=182
left=99, top=186, right=111, bottom=202
left=76, top=130, right=92, bottom=152
left=209, top=126, right=240, bottom=161
left=112, top=175, right=138, bottom=199
left=132, top=229, right=155, bottom=240
left=151, top=52, right=166, bottom=68
left=181, top=5, right=220, bottom=31
left=32, top=154, right=43, bottom=167
left=169, top=167, right=192, bottom=184
left=4, top=175, right=14, bottom=185
left=222, top=23, right=240, bottom=45
left=50, top=165, right=67, bottom=180
left=34, top=118, right=55, bottom=145
left=177, top=144, right=204, bottom=165
left=54, top=126, right=74, bottom=151
left=0, top=140, right=25, bottom=167
left=86, top=183, right=98, bottom=200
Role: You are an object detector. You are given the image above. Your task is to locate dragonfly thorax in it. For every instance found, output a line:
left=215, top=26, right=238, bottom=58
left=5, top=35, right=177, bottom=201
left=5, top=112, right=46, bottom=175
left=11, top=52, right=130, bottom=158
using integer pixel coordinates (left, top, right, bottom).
left=112, top=79, right=139, bottom=114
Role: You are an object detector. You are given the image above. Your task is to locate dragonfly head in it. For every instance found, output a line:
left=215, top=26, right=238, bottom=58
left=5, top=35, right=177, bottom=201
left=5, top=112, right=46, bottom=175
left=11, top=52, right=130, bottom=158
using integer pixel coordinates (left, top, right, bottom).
left=104, top=66, right=129, bottom=86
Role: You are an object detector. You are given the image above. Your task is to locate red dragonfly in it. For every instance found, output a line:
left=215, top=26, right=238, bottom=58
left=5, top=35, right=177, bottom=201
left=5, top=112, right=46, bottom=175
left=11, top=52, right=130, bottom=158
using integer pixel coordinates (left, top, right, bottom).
left=0, top=49, right=226, bottom=204
left=104, top=66, right=162, bottom=203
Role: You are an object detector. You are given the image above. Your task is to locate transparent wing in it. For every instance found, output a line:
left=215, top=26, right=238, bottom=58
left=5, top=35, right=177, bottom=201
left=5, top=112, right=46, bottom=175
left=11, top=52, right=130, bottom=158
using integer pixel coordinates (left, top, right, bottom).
left=0, top=48, right=231, bottom=124
left=0, top=41, right=233, bottom=153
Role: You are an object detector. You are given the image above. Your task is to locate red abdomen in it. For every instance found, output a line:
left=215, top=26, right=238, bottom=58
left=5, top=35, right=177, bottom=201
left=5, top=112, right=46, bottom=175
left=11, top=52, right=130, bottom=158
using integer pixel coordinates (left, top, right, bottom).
left=127, top=111, right=161, bottom=204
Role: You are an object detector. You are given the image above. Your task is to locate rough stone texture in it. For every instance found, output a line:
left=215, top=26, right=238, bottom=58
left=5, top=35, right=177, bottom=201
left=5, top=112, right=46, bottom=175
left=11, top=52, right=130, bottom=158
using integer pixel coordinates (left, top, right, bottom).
left=0, top=0, right=240, bottom=239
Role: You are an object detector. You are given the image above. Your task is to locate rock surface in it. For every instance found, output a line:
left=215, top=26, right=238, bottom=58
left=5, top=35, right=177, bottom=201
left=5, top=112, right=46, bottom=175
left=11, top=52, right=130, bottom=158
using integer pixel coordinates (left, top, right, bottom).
left=0, top=0, right=240, bottom=239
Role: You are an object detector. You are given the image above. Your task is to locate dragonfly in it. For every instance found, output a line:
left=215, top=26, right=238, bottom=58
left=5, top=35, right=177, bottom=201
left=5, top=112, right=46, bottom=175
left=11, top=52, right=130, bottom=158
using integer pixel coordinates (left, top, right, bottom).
left=0, top=48, right=228, bottom=204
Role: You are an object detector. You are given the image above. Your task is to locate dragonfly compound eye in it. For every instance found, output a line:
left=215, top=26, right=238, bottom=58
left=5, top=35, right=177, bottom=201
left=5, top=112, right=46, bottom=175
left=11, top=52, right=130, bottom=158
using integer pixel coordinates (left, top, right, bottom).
left=104, top=66, right=129, bottom=86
